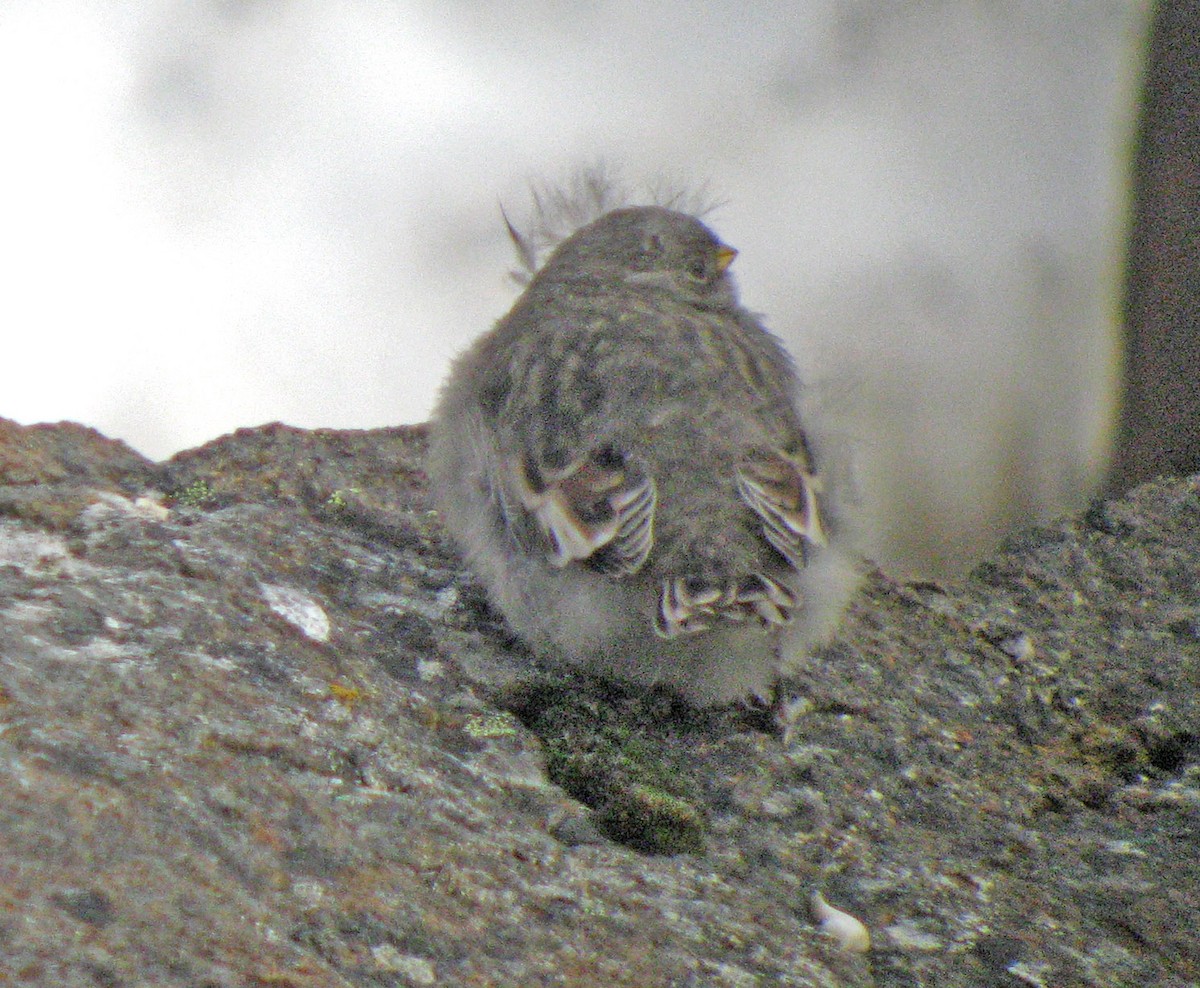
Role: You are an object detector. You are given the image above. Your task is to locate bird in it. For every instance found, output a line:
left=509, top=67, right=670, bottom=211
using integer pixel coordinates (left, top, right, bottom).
left=428, top=203, right=849, bottom=706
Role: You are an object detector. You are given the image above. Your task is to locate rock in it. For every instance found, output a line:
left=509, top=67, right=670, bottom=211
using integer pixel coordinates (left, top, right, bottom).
left=0, top=416, right=1196, bottom=987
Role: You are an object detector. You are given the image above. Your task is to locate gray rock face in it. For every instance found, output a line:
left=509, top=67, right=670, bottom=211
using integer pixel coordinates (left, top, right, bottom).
left=0, top=417, right=1195, bottom=987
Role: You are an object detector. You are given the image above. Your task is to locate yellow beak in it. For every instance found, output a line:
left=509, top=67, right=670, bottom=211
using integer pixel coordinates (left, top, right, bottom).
left=715, top=246, right=738, bottom=272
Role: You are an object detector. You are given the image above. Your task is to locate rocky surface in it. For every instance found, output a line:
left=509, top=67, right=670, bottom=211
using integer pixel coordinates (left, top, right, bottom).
left=0, top=416, right=1196, bottom=988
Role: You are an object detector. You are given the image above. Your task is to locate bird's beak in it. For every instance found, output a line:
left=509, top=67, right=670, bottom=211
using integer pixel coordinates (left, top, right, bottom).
left=715, top=246, right=738, bottom=272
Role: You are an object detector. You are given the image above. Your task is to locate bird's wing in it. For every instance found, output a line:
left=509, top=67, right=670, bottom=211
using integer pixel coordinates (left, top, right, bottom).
left=652, top=446, right=826, bottom=639
left=654, top=571, right=799, bottom=637
left=483, top=305, right=666, bottom=577
left=506, top=446, right=656, bottom=576
left=736, top=447, right=826, bottom=569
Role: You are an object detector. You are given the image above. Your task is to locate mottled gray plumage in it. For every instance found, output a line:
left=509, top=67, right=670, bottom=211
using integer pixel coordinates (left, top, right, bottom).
left=429, top=205, right=849, bottom=704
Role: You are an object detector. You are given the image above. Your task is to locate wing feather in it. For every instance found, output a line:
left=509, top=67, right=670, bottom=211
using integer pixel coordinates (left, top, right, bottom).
left=509, top=449, right=656, bottom=576
left=736, top=449, right=826, bottom=569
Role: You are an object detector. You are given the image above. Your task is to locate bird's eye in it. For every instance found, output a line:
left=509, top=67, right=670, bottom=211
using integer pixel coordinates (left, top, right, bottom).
left=688, top=259, right=708, bottom=281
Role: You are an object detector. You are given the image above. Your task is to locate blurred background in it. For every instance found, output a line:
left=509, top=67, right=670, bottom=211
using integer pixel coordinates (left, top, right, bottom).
left=0, top=0, right=1152, bottom=575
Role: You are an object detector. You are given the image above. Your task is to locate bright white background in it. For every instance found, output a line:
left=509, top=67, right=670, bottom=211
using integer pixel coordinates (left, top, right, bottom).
left=0, top=0, right=1147, bottom=573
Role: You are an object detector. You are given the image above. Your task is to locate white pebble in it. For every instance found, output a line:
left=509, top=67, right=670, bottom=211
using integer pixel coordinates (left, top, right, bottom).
left=810, top=891, right=871, bottom=953
left=259, top=583, right=332, bottom=642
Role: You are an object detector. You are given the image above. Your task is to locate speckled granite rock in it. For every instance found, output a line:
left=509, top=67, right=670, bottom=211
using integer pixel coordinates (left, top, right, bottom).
left=0, top=417, right=1195, bottom=987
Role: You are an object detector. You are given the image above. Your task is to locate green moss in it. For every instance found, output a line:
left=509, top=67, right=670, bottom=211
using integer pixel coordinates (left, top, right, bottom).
left=463, top=712, right=521, bottom=740
left=596, top=783, right=707, bottom=856
left=515, top=680, right=709, bottom=856
left=167, top=478, right=216, bottom=508
left=325, top=487, right=361, bottom=509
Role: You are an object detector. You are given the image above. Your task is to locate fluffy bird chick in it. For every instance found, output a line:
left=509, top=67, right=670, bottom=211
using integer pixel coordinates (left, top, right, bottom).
left=429, top=205, right=852, bottom=705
